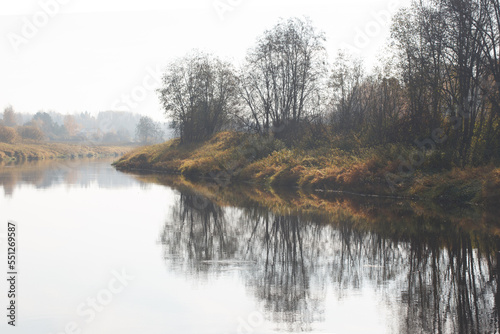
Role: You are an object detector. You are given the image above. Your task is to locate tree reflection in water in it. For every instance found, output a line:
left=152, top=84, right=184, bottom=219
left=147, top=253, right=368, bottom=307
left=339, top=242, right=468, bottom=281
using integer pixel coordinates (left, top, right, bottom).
left=160, top=190, right=500, bottom=333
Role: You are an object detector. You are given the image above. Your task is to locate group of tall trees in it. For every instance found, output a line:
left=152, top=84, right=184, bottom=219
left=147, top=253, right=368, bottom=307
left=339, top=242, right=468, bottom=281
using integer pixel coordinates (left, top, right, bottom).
left=0, top=107, right=45, bottom=143
left=0, top=107, right=166, bottom=144
left=159, top=2, right=500, bottom=166
left=388, top=0, right=500, bottom=166
left=160, top=18, right=329, bottom=143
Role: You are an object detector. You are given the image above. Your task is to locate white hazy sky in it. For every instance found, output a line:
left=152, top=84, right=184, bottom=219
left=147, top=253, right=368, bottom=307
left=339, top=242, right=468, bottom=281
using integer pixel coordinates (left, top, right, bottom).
left=0, top=0, right=412, bottom=121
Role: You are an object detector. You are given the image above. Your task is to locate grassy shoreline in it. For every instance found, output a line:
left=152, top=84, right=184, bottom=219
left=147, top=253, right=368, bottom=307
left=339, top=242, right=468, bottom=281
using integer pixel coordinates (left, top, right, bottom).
left=113, top=131, right=500, bottom=206
left=0, top=142, right=134, bottom=162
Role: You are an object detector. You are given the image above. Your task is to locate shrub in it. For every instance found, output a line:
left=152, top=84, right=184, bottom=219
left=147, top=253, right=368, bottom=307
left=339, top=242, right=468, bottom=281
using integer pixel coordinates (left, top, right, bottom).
left=0, top=125, right=17, bottom=143
left=239, top=135, right=286, bottom=161
left=17, top=125, right=45, bottom=141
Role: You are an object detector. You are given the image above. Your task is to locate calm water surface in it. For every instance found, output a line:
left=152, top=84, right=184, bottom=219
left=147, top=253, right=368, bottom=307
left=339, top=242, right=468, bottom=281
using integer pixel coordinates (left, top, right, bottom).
left=0, top=158, right=499, bottom=334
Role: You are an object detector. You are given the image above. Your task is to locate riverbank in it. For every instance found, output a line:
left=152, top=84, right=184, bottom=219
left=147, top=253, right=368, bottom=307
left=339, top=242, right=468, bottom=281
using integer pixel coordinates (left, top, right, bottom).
left=0, top=142, right=133, bottom=162
left=113, top=131, right=500, bottom=205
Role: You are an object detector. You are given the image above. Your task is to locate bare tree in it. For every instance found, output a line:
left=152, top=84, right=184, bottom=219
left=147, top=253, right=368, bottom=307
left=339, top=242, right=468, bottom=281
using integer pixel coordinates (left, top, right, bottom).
left=135, top=116, right=163, bottom=144
left=329, top=51, right=366, bottom=134
left=362, top=73, right=405, bottom=144
left=158, top=51, right=240, bottom=143
left=240, top=17, right=328, bottom=139
left=391, top=3, right=447, bottom=139
left=2, top=106, right=17, bottom=127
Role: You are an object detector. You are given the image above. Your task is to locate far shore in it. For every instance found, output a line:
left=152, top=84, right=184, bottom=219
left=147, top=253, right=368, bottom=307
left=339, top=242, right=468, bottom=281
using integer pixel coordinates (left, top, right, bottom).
left=0, top=141, right=135, bottom=163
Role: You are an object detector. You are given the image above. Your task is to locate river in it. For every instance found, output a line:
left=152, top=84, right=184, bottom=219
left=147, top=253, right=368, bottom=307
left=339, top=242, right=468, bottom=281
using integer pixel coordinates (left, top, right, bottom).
left=0, top=158, right=499, bottom=334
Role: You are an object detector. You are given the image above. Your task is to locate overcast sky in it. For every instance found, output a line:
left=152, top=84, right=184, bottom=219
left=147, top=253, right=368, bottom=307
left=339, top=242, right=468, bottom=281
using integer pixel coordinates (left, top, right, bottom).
left=0, top=0, right=412, bottom=121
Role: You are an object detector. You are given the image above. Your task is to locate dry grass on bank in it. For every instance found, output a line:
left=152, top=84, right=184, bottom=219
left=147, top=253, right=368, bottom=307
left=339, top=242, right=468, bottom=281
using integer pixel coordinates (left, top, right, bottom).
left=0, top=141, right=132, bottom=162
left=114, top=131, right=500, bottom=204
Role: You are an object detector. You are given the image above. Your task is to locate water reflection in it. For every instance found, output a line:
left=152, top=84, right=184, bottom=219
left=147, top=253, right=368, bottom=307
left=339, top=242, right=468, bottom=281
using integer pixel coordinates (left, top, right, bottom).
left=0, top=158, right=137, bottom=196
left=160, top=186, right=500, bottom=333
left=2, top=159, right=498, bottom=333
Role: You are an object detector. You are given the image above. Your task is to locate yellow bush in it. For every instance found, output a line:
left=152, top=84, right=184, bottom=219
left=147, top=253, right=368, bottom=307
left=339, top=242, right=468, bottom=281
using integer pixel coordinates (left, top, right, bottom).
left=0, top=126, right=17, bottom=144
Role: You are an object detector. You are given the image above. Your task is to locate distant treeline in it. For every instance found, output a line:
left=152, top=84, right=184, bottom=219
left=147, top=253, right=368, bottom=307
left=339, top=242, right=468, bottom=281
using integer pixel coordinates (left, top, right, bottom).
left=0, top=108, right=172, bottom=144
left=160, top=0, right=500, bottom=168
